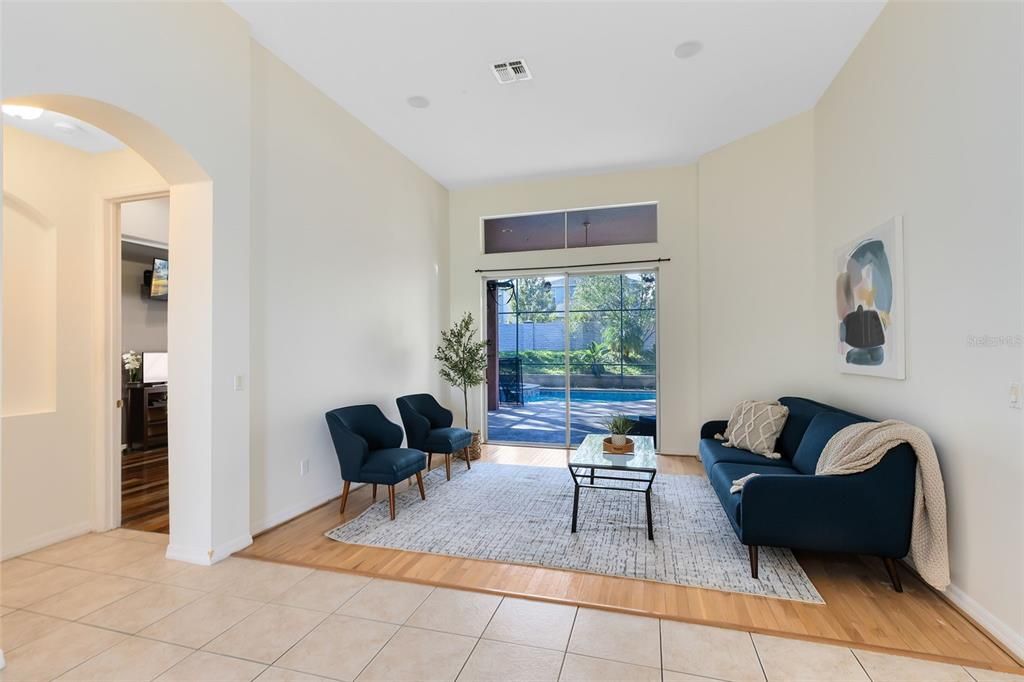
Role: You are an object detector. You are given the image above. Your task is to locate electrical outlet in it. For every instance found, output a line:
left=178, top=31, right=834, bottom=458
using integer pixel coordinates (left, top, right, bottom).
left=299, top=459, right=310, bottom=476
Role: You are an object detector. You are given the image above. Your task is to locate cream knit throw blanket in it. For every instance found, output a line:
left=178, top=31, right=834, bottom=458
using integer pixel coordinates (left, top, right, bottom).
left=817, top=419, right=950, bottom=590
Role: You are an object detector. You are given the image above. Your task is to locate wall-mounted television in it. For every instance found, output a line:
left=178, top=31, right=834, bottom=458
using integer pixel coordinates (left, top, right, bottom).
left=150, top=258, right=168, bottom=300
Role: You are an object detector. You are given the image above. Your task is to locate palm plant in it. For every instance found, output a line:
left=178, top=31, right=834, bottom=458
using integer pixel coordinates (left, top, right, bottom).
left=581, top=341, right=610, bottom=377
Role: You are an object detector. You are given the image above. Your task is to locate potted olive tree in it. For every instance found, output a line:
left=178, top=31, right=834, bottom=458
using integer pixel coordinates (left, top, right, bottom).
left=435, top=312, right=488, bottom=460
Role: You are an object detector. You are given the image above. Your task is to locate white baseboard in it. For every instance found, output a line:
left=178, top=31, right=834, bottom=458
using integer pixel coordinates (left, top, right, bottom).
left=211, top=533, right=254, bottom=563
left=165, top=533, right=253, bottom=566
left=250, top=485, right=344, bottom=536
left=1, top=521, right=94, bottom=560
left=946, top=583, right=1024, bottom=661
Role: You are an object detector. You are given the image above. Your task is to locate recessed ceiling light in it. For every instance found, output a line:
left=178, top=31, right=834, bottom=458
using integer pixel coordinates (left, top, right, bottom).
left=673, top=41, right=703, bottom=60
left=407, top=95, right=430, bottom=109
left=54, top=121, right=78, bottom=133
left=2, top=104, right=44, bottom=120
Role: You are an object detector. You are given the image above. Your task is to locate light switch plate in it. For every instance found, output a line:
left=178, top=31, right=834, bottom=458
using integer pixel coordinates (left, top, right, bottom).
left=1010, top=382, right=1022, bottom=409
left=233, top=375, right=245, bottom=391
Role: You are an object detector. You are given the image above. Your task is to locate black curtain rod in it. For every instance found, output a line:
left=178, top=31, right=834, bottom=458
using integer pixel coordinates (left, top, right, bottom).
left=475, top=257, right=670, bottom=274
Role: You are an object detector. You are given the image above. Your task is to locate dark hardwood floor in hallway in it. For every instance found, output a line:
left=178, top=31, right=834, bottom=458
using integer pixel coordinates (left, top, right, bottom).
left=121, top=447, right=169, bottom=534
left=239, top=444, right=1022, bottom=674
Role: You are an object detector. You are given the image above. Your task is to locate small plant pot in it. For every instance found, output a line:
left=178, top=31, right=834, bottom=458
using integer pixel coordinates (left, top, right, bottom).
left=611, top=434, right=627, bottom=447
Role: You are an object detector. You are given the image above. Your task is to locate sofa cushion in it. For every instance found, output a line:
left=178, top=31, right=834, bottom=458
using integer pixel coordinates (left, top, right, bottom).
left=776, top=397, right=867, bottom=459
left=718, top=400, right=790, bottom=459
left=708, top=461, right=803, bottom=531
left=700, top=439, right=794, bottom=479
left=424, top=427, right=473, bottom=453
left=791, top=412, right=866, bottom=474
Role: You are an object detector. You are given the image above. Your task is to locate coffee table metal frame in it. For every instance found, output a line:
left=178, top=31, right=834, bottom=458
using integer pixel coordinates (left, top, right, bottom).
left=568, top=440, right=657, bottom=541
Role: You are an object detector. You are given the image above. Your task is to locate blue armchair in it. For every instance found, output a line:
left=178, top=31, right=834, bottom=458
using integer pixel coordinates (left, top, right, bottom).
left=396, top=394, right=473, bottom=481
left=325, top=404, right=427, bottom=520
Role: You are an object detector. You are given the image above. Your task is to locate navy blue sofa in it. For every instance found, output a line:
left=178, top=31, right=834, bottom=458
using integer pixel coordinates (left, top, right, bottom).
left=700, top=397, right=917, bottom=591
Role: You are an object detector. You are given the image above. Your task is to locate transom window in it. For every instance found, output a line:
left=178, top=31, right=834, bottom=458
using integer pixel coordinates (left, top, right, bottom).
left=483, top=203, right=657, bottom=255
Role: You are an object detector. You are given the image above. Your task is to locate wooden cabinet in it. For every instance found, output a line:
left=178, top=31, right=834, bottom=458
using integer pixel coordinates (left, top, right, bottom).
left=126, top=383, right=168, bottom=451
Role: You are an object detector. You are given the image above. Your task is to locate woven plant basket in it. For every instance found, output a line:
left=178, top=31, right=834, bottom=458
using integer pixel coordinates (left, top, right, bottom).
left=458, top=432, right=483, bottom=461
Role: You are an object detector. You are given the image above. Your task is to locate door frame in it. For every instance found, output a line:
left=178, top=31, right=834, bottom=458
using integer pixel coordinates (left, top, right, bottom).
left=96, top=188, right=170, bottom=532
left=479, top=265, right=661, bottom=450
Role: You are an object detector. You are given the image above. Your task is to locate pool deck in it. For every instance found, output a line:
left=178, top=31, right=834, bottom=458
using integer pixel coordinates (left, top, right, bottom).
left=487, top=398, right=656, bottom=445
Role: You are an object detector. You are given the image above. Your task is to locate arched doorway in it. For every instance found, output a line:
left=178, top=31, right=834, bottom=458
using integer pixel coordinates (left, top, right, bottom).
left=1, top=95, right=245, bottom=565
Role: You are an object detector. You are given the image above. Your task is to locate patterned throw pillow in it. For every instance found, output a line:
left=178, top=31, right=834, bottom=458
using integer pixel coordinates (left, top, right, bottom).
left=715, top=400, right=790, bottom=459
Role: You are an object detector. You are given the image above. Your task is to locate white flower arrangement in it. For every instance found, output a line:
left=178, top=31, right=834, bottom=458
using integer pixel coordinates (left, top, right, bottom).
left=122, top=351, right=141, bottom=371
left=123, top=351, right=141, bottom=382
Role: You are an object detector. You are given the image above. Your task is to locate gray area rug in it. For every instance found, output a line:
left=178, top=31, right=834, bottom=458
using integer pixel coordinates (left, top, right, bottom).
left=325, top=462, right=823, bottom=603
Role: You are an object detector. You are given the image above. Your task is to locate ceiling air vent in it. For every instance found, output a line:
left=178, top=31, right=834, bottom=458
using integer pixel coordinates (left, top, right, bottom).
left=492, top=59, right=532, bottom=84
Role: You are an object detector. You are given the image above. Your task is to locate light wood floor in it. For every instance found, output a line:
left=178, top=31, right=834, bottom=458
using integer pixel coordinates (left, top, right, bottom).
left=240, top=444, right=1023, bottom=674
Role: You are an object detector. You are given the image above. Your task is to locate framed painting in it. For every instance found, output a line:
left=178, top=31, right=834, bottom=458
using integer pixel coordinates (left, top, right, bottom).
left=835, top=216, right=906, bottom=379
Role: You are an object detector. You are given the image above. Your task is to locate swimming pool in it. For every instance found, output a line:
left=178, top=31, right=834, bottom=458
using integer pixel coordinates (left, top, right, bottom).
left=530, top=388, right=656, bottom=402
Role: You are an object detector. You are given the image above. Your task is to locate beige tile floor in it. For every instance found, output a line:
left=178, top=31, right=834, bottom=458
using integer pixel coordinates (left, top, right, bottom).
left=1, top=531, right=1022, bottom=682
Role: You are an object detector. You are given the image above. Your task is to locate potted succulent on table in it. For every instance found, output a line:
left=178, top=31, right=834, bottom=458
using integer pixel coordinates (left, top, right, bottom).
left=602, top=414, right=634, bottom=447
left=435, top=312, right=488, bottom=460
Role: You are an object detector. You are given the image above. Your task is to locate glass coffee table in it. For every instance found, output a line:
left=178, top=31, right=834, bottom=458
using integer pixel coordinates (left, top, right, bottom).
left=568, top=434, right=658, bottom=540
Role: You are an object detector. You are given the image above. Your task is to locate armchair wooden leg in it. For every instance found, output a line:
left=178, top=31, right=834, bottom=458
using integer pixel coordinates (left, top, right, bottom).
left=445, top=453, right=452, bottom=481
left=388, top=485, right=396, bottom=520
left=883, top=557, right=903, bottom=593
left=340, top=481, right=351, bottom=514
left=415, top=472, right=425, bottom=500
left=749, top=545, right=759, bottom=580
left=464, top=447, right=471, bottom=470
left=372, top=484, right=377, bottom=501
left=427, top=452, right=433, bottom=471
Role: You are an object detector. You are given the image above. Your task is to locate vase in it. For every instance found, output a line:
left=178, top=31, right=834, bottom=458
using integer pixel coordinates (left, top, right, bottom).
left=611, top=434, right=627, bottom=447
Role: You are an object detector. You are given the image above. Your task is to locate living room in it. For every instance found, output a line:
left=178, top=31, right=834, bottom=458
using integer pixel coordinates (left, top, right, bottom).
left=1, top=1, right=1021, bottom=680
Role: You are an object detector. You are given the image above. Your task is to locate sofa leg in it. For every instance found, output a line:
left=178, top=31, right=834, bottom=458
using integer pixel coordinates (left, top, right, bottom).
left=749, top=545, right=759, bottom=580
left=465, top=447, right=472, bottom=470
left=883, top=557, right=903, bottom=593
left=445, top=453, right=452, bottom=481
left=340, top=481, right=351, bottom=514
left=388, top=485, right=396, bottom=520
left=372, top=484, right=377, bottom=501
left=427, top=452, right=433, bottom=471
left=415, top=472, right=426, bottom=500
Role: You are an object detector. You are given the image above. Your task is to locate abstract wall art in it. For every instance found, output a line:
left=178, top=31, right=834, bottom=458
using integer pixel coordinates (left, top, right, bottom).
left=835, top=216, right=906, bottom=379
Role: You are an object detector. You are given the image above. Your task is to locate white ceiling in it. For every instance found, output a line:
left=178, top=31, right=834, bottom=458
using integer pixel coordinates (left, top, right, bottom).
left=231, top=1, right=885, bottom=189
left=2, top=108, right=125, bottom=154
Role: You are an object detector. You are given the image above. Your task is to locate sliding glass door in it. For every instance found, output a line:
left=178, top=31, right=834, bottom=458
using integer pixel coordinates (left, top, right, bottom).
left=486, top=271, right=657, bottom=448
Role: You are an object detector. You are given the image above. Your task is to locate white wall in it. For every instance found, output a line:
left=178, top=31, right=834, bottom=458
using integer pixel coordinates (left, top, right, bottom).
left=249, top=44, right=449, bottom=532
left=121, top=197, right=169, bottom=247
left=2, top=0, right=252, bottom=562
left=449, top=166, right=700, bottom=453
left=697, top=111, right=817, bottom=418
left=1, top=126, right=167, bottom=557
left=2, top=190, right=57, bottom=417
left=812, top=0, right=1023, bottom=653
